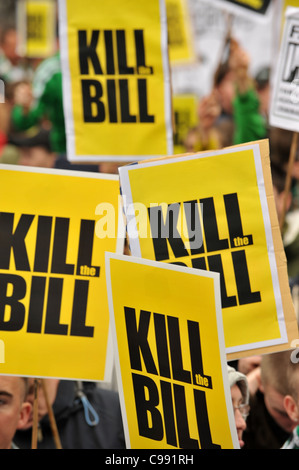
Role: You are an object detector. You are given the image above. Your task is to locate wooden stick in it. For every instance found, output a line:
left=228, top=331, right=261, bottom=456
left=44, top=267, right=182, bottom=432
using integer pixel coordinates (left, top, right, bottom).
left=219, top=12, right=233, bottom=67
left=279, top=132, right=299, bottom=231
left=41, top=379, right=62, bottom=449
left=31, top=379, right=39, bottom=449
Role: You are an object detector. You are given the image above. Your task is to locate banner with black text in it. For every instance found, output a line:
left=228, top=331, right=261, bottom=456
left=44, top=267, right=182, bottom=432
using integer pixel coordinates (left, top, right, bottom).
left=58, top=0, right=173, bottom=162
left=0, top=165, right=123, bottom=381
left=119, top=140, right=298, bottom=360
left=106, top=253, right=239, bottom=449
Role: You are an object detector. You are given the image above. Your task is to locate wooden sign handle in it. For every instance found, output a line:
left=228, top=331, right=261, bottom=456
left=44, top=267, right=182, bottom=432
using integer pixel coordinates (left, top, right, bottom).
left=41, top=379, right=62, bottom=449
left=31, top=379, right=39, bottom=449
left=31, top=378, right=63, bottom=449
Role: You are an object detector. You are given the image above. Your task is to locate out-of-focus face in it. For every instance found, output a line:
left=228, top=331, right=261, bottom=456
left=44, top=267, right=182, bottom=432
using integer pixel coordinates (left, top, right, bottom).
left=0, top=376, right=31, bottom=449
left=231, top=384, right=247, bottom=448
left=2, top=29, right=20, bottom=65
left=263, top=384, right=295, bottom=433
left=18, top=146, right=56, bottom=168
left=215, top=72, right=235, bottom=114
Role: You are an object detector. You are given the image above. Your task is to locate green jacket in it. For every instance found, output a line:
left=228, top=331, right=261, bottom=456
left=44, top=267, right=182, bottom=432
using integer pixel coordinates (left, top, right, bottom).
left=233, top=87, right=267, bottom=145
left=11, top=53, right=66, bottom=154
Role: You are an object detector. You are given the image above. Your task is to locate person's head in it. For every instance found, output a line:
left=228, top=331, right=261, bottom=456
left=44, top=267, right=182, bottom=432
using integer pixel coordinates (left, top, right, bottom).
left=213, top=62, right=235, bottom=115
left=21, top=378, right=60, bottom=430
left=255, top=66, right=271, bottom=116
left=282, top=352, right=299, bottom=425
left=260, top=351, right=296, bottom=434
left=227, top=365, right=249, bottom=448
left=98, top=162, right=121, bottom=174
left=0, top=375, right=32, bottom=449
left=9, top=128, right=56, bottom=168
left=0, top=27, right=20, bottom=66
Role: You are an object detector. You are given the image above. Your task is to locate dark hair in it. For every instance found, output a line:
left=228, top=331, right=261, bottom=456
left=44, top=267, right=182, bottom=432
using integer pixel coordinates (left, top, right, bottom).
left=269, top=126, right=295, bottom=167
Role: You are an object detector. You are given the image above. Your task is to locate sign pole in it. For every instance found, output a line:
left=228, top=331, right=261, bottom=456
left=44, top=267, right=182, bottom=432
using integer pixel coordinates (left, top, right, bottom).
left=30, top=378, right=63, bottom=449
left=41, top=379, right=63, bottom=449
left=31, top=379, right=39, bottom=449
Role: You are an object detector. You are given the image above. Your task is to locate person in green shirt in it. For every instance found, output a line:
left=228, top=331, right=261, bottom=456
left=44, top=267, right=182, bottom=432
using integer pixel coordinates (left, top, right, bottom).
left=229, top=41, right=268, bottom=145
left=11, top=52, right=66, bottom=155
left=213, top=38, right=268, bottom=146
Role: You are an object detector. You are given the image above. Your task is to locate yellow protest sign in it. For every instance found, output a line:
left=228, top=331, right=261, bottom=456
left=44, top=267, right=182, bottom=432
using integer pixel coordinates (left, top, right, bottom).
left=119, top=140, right=298, bottom=360
left=17, top=0, right=57, bottom=58
left=106, top=253, right=239, bottom=449
left=166, top=0, right=196, bottom=65
left=58, top=0, right=173, bottom=163
left=173, top=94, right=198, bottom=154
left=0, top=165, right=123, bottom=381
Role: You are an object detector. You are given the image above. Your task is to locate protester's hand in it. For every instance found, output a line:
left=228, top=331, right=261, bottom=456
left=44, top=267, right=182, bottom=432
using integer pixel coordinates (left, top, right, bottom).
left=229, top=42, right=249, bottom=69
left=238, top=356, right=261, bottom=375
left=198, top=92, right=221, bottom=131
left=247, top=366, right=262, bottom=396
left=13, top=82, right=33, bottom=112
left=228, top=40, right=251, bottom=93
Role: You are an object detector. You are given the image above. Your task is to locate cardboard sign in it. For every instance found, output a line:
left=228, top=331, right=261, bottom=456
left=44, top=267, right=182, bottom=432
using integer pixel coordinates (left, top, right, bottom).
left=270, top=7, right=299, bottom=132
left=166, top=0, right=196, bottom=65
left=200, top=0, right=273, bottom=22
left=119, top=140, right=298, bottom=360
left=106, top=253, right=239, bottom=449
left=0, top=165, right=123, bottom=381
left=17, top=0, right=57, bottom=58
left=173, top=94, right=198, bottom=154
left=58, top=0, right=173, bottom=163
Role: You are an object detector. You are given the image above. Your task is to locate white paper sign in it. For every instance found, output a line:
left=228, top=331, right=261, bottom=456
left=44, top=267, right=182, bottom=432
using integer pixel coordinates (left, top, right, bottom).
left=270, top=7, right=299, bottom=132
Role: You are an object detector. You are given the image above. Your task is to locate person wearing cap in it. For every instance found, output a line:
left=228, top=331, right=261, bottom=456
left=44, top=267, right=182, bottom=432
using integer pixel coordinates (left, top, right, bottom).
left=227, top=365, right=250, bottom=449
left=11, top=52, right=66, bottom=155
left=8, top=127, right=57, bottom=168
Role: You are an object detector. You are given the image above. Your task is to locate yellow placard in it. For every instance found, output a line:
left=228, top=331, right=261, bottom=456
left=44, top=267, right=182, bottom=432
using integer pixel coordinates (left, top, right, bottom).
left=17, top=0, right=56, bottom=58
left=166, top=0, right=196, bottom=65
left=172, top=94, right=198, bottom=154
left=119, top=140, right=298, bottom=360
left=0, top=165, right=123, bottom=381
left=58, top=0, right=173, bottom=162
left=106, top=253, right=239, bottom=449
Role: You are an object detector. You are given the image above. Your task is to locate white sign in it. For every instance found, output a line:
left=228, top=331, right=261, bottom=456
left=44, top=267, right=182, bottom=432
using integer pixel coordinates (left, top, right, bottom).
left=270, top=7, right=299, bottom=132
